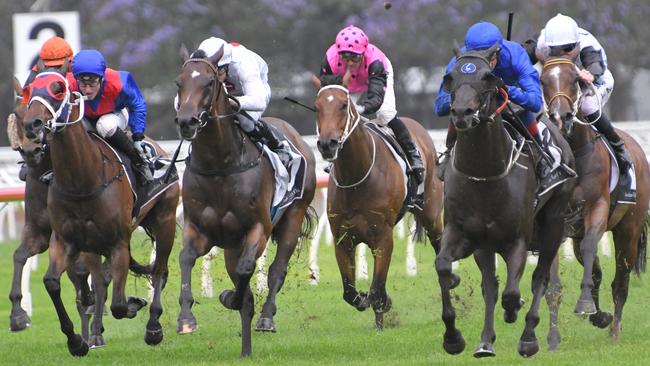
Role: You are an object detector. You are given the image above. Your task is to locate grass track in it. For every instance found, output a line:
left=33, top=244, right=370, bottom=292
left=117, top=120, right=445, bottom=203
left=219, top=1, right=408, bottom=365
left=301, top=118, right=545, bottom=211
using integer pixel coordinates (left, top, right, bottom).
left=1, top=230, right=648, bottom=365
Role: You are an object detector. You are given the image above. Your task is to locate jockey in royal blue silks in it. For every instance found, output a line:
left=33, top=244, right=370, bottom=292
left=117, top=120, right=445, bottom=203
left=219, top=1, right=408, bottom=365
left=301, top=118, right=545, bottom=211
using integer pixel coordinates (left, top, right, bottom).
left=434, top=21, right=575, bottom=194
left=67, top=49, right=153, bottom=184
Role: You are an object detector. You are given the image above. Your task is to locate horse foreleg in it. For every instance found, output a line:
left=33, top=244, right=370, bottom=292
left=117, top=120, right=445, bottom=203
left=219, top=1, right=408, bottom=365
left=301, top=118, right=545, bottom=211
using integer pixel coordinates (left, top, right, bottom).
left=177, top=224, right=209, bottom=334
left=368, top=233, right=394, bottom=330
left=84, top=254, right=107, bottom=349
left=472, top=249, right=498, bottom=358
left=335, top=238, right=368, bottom=311
left=501, top=239, right=527, bottom=323
left=256, top=208, right=303, bottom=332
left=65, top=263, right=91, bottom=343
left=44, top=235, right=88, bottom=356
left=108, top=243, right=135, bottom=319
left=435, top=227, right=473, bottom=355
left=9, top=228, right=49, bottom=331
left=545, top=253, right=563, bottom=351
left=609, top=227, right=639, bottom=341
left=587, top=256, right=614, bottom=329
left=144, top=217, right=175, bottom=346
left=575, top=206, right=608, bottom=316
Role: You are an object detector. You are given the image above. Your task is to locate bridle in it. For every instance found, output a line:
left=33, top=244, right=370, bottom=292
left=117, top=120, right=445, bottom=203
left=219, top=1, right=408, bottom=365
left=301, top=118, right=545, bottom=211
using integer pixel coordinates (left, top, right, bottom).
left=316, top=84, right=376, bottom=188
left=178, top=58, right=242, bottom=131
left=542, top=58, right=582, bottom=122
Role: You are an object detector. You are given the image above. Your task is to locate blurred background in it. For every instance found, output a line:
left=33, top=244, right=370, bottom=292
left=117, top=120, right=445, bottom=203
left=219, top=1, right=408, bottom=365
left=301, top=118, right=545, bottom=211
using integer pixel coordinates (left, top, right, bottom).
left=2, top=0, right=650, bottom=146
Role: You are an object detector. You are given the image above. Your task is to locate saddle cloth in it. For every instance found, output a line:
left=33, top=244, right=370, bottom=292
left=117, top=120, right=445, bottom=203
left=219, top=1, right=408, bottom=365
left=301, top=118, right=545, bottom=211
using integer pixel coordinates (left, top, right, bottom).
left=264, top=140, right=307, bottom=225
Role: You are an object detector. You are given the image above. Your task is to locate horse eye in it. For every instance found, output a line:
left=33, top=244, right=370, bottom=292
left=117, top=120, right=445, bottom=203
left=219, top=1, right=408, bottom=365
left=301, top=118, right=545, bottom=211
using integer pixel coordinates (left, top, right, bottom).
left=340, top=102, right=347, bottom=111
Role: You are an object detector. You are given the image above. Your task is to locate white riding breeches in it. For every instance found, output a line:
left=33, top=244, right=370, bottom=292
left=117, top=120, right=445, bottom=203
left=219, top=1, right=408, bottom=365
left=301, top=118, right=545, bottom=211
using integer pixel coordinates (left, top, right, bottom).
left=580, top=69, right=614, bottom=116
left=350, top=58, right=397, bottom=126
left=84, top=110, right=129, bottom=138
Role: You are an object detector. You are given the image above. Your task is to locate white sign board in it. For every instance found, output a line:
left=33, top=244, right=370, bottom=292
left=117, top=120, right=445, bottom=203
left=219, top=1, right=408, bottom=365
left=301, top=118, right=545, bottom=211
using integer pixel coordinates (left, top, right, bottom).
left=12, top=11, right=80, bottom=86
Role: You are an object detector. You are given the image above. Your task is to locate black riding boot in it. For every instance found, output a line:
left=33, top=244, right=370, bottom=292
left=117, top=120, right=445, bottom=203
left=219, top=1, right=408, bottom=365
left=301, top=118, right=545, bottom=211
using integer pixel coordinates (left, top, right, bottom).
left=388, top=117, right=424, bottom=184
left=106, top=129, right=153, bottom=185
left=586, top=112, right=632, bottom=172
left=533, top=132, right=575, bottom=196
left=436, top=122, right=457, bottom=181
left=248, top=119, right=292, bottom=166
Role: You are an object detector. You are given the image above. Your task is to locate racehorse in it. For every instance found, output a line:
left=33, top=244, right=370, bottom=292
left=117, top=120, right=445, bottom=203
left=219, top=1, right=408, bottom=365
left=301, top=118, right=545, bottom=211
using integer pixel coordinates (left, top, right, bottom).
left=21, top=64, right=180, bottom=356
left=539, top=53, right=649, bottom=341
left=7, top=76, right=107, bottom=346
left=174, top=45, right=316, bottom=357
left=434, top=44, right=576, bottom=358
left=311, top=72, right=444, bottom=330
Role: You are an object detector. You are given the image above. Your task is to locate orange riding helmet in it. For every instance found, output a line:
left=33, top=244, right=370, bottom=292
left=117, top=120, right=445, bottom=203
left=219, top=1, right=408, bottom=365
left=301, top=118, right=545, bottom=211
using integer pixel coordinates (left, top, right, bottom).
left=39, top=36, right=73, bottom=67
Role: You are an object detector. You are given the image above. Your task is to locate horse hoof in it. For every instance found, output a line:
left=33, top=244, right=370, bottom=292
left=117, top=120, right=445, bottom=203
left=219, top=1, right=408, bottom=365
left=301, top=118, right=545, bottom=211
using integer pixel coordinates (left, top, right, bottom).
left=9, top=313, right=31, bottom=332
left=574, top=299, right=597, bottom=316
left=518, top=340, right=540, bottom=358
left=88, top=334, right=106, bottom=349
left=547, top=327, right=561, bottom=351
left=176, top=317, right=198, bottom=334
left=504, top=309, right=518, bottom=323
left=126, top=297, right=148, bottom=318
left=254, top=317, right=276, bottom=333
left=67, top=334, right=89, bottom=357
left=473, top=342, right=496, bottom=358
left=219, top=290, right=240, bottom=310
left=443, top=331, right=465, bottom=355
left=589, top=311, right=613, bottom=329
left=145, top=325, right=164, bottom=346
left=450, top=273, right=461, bottom=290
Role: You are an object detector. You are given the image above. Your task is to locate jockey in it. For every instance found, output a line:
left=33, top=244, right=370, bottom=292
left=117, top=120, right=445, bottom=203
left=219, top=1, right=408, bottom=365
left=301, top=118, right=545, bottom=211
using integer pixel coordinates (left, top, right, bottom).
left=320, top=25, right=425, bottom=184
left=435, top=21, right=574, bottom=194
left=191, top=37, right=293, bottom=166
left=15, top=36, right=74, bottom=181
left=69, top=49, right=153, bottom=184
left=534, top=13, right=632, bottom=172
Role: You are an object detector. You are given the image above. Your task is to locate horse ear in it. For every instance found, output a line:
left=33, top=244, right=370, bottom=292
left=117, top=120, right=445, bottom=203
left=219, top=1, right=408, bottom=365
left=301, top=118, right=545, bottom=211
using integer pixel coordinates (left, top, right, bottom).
left=311, top=74, right=321, bottom=89
left=452, top=39, right=462, bottom=59
left=342, top=68, right=352, bottom=87
left=179, top=44, right=190, bottom=63
left=36, top=59, right=46, bottom=73
left=207, top=46, right=224, bottom=68
left=536, top=48, right=547, bottom=64
left=567, top=42, right=580, bottom=61
left=442, top=73, right=453, bottom=93
left=13, top=77, right=22, bottom=97
left=485, top=42, right=501, bottom=59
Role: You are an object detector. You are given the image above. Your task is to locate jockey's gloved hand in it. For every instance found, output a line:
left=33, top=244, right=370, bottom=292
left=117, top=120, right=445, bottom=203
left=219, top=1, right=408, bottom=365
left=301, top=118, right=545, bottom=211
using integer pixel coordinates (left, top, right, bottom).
left=355, top=104, right=366, bottom=114
left=131, top=132, right=148, bottom=156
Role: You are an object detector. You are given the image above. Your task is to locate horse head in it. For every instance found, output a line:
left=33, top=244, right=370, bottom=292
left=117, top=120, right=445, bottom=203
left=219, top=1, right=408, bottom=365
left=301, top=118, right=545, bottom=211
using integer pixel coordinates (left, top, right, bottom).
left=539, top=46, right=581, bottom=135
left=174, top=44, right=227, bottom=140
left=311, top=71, right=357, bottom=161
left=7, top=77, right=45, bottom=167
left=442, top=43, right=505, bottom=131
left=21, top=59, right=79, bottom=161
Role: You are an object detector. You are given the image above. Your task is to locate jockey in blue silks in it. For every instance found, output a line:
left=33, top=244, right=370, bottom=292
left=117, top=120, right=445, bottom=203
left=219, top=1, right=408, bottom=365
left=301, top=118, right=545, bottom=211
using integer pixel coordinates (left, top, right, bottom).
left=434, top=21, right=574, bottom=194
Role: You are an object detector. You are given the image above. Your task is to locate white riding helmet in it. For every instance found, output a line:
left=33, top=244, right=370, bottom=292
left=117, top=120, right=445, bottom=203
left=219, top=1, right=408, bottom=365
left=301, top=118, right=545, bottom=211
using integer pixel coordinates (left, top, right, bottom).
left=544, top=13, right=579, bottom=47
left=196, top=37, right=232, bottom=67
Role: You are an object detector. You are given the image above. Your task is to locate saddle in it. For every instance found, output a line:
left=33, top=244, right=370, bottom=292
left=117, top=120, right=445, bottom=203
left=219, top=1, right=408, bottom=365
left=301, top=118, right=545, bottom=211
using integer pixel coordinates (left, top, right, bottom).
left=364, top=122, right=424, bottom=212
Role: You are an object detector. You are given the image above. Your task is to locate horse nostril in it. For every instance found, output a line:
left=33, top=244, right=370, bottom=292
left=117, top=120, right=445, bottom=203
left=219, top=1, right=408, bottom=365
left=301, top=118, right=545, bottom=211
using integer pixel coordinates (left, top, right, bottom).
left=327, top=139, right=338, bottom=149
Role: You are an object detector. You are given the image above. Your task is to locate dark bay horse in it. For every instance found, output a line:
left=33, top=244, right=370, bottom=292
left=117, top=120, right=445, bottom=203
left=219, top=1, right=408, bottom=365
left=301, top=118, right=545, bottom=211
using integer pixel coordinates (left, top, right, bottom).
left=312, top=72, right=444, bottom=330
left=174, top=45, right=316, bottom=357
left=21, top=69, right=180, bottom=356
left=434, top=44, right=576, bottom=358
left=8, top=76, right=106, bottom=346
left=540, top=55, right=649, bottom=341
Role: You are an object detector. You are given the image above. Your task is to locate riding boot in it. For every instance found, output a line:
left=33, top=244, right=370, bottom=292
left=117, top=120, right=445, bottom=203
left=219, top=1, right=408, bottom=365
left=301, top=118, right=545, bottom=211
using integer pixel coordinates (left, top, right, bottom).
left=249, top=119, right=293, bottom=167
left=388, top=117, right=425, bottom=184
left=18, top=162, right=27, bottom=182
left=586, top=112, right=632, bottom=172
left=436, top=122, right=457, bottom=181
left=533, top=130, right=574, bottom=196
left=106, top=129, right=153, bottom=185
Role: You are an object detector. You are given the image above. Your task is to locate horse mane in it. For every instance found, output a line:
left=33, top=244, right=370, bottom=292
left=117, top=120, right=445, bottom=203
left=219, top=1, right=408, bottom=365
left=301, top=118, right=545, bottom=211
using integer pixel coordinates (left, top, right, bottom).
left=190, top=49, right=207, bottom=59
left=319, top=74, right=344, bottom=87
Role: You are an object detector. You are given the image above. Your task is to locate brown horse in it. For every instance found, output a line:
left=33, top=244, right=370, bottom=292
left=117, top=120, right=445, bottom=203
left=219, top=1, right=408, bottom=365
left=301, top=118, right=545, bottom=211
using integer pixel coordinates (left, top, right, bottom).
left=174, top=45, right=316, bottom=357
left=7, top=76, right=108, bottom=346
left=540, top=55, right=649, bottom=341
left=311, top=72, right=444, bottom=330
left=21, top=68, right=180, bottom=356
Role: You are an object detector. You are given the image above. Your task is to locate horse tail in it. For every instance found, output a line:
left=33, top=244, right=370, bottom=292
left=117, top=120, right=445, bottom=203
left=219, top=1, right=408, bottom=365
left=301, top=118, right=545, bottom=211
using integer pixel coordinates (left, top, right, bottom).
left=129, top=256, right=153, bottom=277
left=412, top=213, right=426, bottom=244
left=299, top=205, right=319, bottom=241
left=633, top=213, right=649, bottom=276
